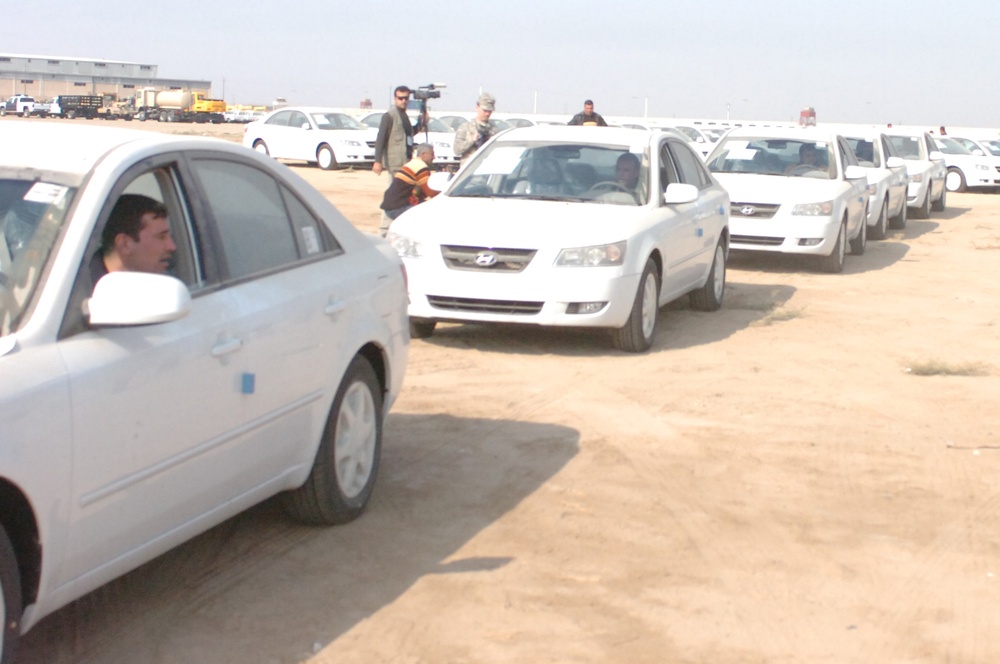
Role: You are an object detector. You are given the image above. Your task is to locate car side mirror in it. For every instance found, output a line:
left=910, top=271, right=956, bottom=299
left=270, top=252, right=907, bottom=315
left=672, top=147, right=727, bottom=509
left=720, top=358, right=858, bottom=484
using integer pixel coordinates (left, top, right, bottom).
left=662, top=182, right=698, bottom=204
left=844, top=165, right=867, bottom=180
left=885, top=156, right=906, bottom=169
left=301, top=123, right=311, bottom=130
left=972, top=149, right=985, bottom=156
left=88, top=272, right=191, bottom=326
left=929, top=150, right=945, bottom=161
left=427, top=171, right=453, bottom=192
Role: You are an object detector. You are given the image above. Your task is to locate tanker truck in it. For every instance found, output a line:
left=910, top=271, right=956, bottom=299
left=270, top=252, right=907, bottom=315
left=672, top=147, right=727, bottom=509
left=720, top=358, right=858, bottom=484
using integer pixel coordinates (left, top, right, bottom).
left=134, top=88, right=226, bottom=123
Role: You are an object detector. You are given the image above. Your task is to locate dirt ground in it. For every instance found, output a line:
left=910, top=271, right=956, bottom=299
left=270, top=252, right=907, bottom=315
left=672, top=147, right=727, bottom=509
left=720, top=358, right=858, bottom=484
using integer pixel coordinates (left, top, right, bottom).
left=14, top=119, right=1000, bottom=663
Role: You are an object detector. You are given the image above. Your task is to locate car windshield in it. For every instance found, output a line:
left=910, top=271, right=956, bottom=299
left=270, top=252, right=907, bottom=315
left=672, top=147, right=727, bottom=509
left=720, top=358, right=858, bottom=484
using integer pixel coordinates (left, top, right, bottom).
left=1, top=177, right=75, bottom=336
left=312, top=112, right=365, bottom=130
left=887, top=135, right=925, bottom=160
left=707, top=137, right=837, bottom=179
left=424, top=117, right=452, bottom=133
left=933, top=137, right=973, bottom=155
left=447, top=141, right=649, bottom=206
left=982, top=140, right=1000, bottom=157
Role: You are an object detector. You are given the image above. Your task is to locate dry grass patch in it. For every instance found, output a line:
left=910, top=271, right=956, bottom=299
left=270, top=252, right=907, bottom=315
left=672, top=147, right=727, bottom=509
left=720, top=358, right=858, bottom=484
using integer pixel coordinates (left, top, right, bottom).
left=904, top=359, right=991, bottom=376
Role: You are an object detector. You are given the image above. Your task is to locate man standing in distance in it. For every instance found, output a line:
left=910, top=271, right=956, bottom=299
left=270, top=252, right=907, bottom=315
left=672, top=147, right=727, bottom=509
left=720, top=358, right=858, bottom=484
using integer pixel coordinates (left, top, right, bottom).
left=373, top=86, right=425, bottom=175
left=453, top=93, right=497, bottom=163
left=568, top=99, right=608, bottom=127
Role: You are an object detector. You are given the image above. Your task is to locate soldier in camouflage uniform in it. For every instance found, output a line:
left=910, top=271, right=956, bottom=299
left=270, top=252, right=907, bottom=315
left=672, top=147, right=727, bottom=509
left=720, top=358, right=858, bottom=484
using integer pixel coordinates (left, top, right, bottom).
left=453, top=93, right=497, bottom=164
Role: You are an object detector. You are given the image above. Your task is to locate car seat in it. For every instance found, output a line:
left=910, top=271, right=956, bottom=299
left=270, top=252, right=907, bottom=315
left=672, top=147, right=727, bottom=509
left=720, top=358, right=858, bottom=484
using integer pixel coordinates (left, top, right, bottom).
left=512, top=158, right=563, bottom=195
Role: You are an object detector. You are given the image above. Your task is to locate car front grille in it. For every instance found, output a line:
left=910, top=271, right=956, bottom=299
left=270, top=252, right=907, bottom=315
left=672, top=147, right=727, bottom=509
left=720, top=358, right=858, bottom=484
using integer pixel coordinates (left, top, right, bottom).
left=731, top=202, right=780, bottom=219
left=427, top=296, right=543, bottom=315
left=731, top=234, right=784, bottom=246
left=441, top=245, right=536, bottom=272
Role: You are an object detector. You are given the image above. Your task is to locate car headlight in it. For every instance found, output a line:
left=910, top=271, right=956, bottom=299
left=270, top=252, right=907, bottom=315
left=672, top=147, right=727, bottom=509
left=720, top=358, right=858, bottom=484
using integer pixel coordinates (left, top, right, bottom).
left=791, top=201, right=834, bottom=216
left=387, top=232, right=422, bottom=258
left=337, top=140, right=363, bottom=147
left=555, top=241, right=626, bottom=267
left=910, top=173, right=923, bottom=182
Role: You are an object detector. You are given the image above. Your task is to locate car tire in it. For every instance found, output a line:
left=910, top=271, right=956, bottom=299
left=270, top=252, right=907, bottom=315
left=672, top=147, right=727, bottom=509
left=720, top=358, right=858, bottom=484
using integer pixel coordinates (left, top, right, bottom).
left=282, top=356, right=382, bottom=525
left=689, top=239, right=726, bottom=312
left=932, top=184, right=947, bottom=212
left=888, top=197, right=907, bottom=230
left=945, top=167, right=966, bottom=193
left=818, top=218, right=847, bottom=273
left=849, top=210, right=867, bottom=256
left=252, top=140, right=270, bottom=156
left=409, top=317, right=437, bottom=339
left=0, top=524, right=22, bottom=664
left=870, top=197, right=888, bottom=240
left=613, top=258, right=659, bottom=353
left=317, top=144, right=338, bottom=171
left=911, top=187, right=931, bottom=219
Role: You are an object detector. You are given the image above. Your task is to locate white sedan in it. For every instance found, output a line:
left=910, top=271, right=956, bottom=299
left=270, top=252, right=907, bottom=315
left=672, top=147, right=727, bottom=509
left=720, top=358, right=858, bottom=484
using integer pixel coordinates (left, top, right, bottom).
left=388, top=126, right=730, bottom=353
left=706, top=127, right=869, bottom=273
left=243, top=106, right=375, bottom=169
left=843, top=130, right=909, bottom=238
left=0, top=122, right=409, bottom=661
left=931, top=135, right=998, bottom=193
left=885, top=131, right=947, bottom=218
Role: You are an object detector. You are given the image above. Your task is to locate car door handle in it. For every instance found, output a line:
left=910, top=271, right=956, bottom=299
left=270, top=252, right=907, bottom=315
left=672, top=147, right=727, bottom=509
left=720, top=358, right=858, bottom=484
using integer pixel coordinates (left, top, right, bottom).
left=325, top=299, right=348, bottom=316
left=211, top=337, right=243, bottom=357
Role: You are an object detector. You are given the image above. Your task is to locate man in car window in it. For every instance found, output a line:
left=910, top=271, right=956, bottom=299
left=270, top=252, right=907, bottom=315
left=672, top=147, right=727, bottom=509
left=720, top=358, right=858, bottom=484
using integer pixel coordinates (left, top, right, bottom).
left=90, top=194, right=176, bottom=281
left=786, top=143, right=822, bottom=174
left=616, top=153, right=641, bottom=191
left=568, top=99, right=608, bottom=127
left=379, top=143, right=440, bottom=235
left=453, top=93, right=497, bottom=163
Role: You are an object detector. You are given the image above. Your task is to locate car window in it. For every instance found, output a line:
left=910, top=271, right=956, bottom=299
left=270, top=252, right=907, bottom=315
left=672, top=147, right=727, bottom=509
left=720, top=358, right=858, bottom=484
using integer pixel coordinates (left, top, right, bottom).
left=190, top=158, right=337, bottom=281
left=888, top=135, right=922, bottom=160
left=266, top=110, right=293, bottom=127
left=846, top=137, right=879, bottom=167
left=881, top=136, right=900, bottom=161
left=666, top=140, right=710, bottom=189
left=59, top=164, right=202, bottom=339
left=708, top=138, right=835, bottom=179
left=838, top=137, right=858, bottom=170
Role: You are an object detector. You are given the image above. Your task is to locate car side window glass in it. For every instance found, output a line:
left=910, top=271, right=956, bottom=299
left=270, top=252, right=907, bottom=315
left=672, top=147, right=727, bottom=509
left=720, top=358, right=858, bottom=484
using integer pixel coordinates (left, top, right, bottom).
left=659, top=144, right=678, bottom=190
left=667, top=141, right=710, bottom=189
left=191, top=159, right=330, bottom=281
left=839, top=138, right=858, bottom=168
left=289, top=111, right=308, bottom=128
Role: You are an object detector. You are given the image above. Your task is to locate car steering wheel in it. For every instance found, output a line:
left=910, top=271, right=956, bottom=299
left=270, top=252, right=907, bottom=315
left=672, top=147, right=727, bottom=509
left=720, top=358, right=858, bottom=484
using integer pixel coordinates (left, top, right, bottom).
left=588, top=181, right=630, bottom=194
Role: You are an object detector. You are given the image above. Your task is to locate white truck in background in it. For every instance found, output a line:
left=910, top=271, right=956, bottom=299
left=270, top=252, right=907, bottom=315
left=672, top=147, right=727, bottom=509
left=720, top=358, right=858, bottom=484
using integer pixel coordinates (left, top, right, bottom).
left=0, top=95, right=35, bottom=117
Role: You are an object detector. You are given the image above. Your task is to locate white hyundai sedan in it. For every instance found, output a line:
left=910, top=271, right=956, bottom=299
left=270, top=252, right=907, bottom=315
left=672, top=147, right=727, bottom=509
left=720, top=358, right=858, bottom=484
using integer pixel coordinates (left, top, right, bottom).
left=843, top=130, right=909, bottom=239
left=707, top=127, right=869, bottom=273
left=0, top=122, right=408, bottom=661
left=387, top=126, right=730, bottom=353
left=885, top=131, right=947, bottom=219
left=243, top=106, right=375, bottom=169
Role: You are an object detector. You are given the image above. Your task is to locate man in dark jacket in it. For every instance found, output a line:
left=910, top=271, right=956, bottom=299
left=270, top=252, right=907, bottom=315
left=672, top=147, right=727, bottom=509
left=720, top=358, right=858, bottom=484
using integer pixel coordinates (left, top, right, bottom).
left=568, top=100, right=608, bottom=127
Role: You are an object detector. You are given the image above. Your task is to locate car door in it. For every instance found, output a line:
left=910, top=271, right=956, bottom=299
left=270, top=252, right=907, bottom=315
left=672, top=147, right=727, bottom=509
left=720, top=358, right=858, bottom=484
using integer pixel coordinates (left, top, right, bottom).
left=837, top=137, right=867, bottom=234
left=57, top=157, right=253, bottom=586
left=880, top=135, right=908, bottom=214
left=182, top=154, right=355, bottom=480
left=658, top=138, right=725, bottom=295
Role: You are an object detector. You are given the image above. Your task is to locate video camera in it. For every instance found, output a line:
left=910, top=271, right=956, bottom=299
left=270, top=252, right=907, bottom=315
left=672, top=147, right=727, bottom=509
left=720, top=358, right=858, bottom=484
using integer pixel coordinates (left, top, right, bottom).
left=412, top=83, right=445, bottom=101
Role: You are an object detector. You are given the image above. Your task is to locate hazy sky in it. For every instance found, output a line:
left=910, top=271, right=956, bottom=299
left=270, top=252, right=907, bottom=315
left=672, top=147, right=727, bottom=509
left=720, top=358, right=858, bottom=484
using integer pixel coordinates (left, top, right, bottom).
left=5, top=0, right=997, bottom=127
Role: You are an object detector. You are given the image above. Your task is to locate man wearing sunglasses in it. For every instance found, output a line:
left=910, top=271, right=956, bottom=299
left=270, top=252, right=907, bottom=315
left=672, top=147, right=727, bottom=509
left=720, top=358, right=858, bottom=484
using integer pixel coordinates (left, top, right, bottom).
left=373, top=86, right=426, bottom=176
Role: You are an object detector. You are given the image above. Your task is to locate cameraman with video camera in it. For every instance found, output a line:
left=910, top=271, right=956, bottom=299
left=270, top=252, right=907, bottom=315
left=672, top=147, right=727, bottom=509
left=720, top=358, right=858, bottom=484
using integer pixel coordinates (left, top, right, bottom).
left=453, top=93, right=497, bottom=164
left=372, top=85, right=428, bottom=176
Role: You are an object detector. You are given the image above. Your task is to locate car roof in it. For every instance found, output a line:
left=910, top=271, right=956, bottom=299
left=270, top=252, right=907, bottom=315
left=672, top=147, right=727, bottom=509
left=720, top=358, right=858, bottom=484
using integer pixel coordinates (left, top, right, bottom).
left=0, top=122, right=239, bottom=178
left=720, top=126, right=844, bottom=141
left=494, top=125, right=660, bottom=145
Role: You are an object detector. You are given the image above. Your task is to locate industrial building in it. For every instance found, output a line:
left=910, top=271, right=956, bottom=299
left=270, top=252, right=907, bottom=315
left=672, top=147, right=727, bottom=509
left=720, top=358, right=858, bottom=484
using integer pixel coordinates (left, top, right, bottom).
left=0, top=53, right=211, bottom=103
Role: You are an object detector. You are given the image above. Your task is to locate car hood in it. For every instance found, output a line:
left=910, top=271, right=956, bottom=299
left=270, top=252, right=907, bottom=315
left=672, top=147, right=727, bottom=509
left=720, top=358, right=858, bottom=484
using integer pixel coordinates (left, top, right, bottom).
left=389, top=195, right=649, bottom=248
left=713, top=173, right=853, bottom=204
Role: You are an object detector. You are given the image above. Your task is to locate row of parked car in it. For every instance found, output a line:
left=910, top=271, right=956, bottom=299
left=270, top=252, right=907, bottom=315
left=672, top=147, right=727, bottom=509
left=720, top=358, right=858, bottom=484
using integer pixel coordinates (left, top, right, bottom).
left=0, top=108, right=985, bottom=661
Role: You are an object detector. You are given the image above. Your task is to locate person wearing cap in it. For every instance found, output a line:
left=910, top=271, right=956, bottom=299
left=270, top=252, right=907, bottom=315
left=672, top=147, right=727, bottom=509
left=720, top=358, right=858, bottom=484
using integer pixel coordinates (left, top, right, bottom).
left=453, top=92, right=498, bottom=163
left=568, top=100, right=608, bottom=127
